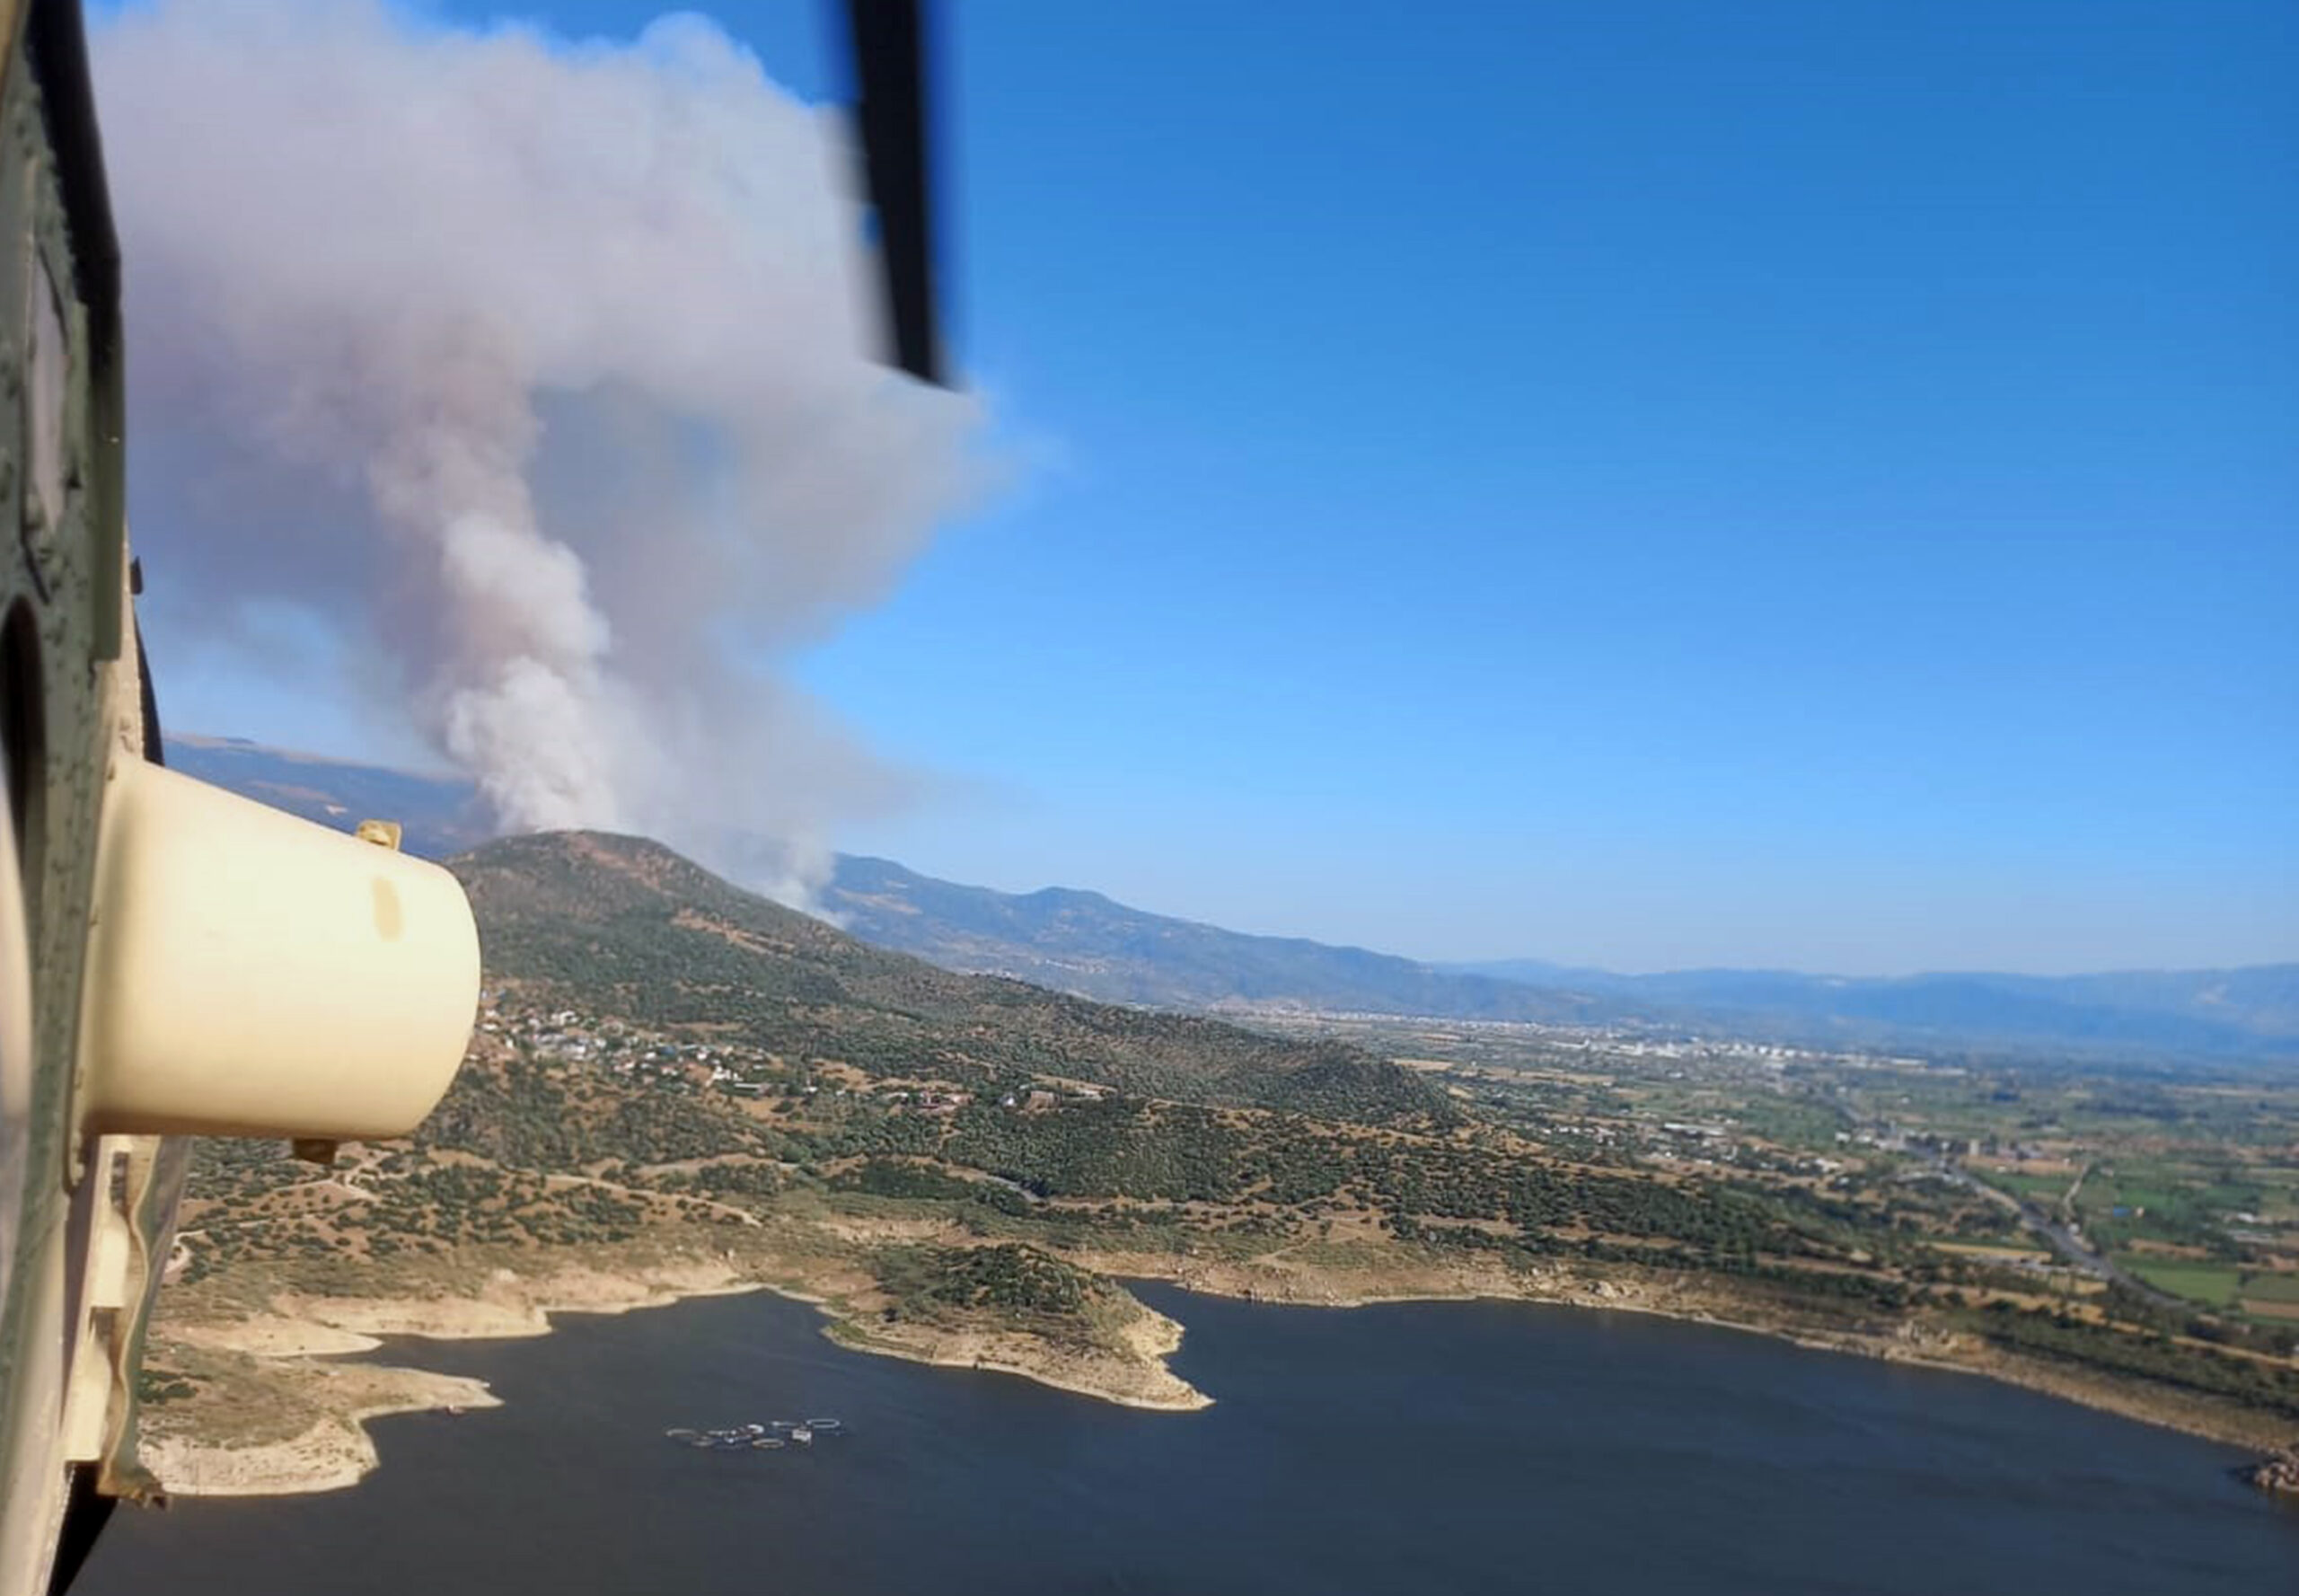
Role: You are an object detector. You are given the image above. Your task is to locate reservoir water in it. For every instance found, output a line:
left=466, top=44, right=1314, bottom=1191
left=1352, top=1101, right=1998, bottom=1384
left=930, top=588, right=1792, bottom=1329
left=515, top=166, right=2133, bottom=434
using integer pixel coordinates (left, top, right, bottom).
left=78, top=1284, right=2299, bottom=1594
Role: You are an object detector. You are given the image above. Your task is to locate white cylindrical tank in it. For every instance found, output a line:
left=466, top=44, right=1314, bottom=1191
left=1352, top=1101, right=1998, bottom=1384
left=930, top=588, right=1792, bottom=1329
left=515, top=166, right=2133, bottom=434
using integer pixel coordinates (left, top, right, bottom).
left=75, top=759, right=480, bottom=1140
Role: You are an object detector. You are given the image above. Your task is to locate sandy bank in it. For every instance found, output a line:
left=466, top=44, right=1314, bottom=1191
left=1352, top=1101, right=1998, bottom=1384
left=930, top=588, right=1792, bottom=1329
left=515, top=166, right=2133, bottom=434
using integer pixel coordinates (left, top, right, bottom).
left=145, top=1253, right=1206, bottom=1495
left=146, top=1259, right=768, bottom=1496
left=268, top=1257, right=769, bottom=1341
left=1075, top=1248, right=2297, bottom=1454
left=146, top=1238, right=2291, bottom=1498
left=142, top=1363, right=498, bottom=1497
left=827, top=1297, right=1209, bottom=1412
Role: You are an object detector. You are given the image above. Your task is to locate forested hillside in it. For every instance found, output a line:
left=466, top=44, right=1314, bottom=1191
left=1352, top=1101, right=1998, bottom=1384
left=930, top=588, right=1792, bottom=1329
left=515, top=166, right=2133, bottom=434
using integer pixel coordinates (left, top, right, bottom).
left=457, top=832, right=1454, bottom=1124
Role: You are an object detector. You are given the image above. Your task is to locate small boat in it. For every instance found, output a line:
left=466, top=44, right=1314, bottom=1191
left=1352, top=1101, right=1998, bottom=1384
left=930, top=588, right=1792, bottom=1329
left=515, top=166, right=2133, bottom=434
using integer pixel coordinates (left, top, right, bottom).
left=750, top=1438, right=786, bottom=1451
left=806, top=1418, right=841, bottom=1432
left=789, top=1427, right=814, bottom=1444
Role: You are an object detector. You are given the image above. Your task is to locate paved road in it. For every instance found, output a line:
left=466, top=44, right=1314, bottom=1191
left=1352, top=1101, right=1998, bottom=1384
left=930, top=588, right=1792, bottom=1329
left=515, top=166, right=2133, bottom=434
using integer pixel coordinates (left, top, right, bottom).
left=1933, top=1160, right=2187, bottom=1312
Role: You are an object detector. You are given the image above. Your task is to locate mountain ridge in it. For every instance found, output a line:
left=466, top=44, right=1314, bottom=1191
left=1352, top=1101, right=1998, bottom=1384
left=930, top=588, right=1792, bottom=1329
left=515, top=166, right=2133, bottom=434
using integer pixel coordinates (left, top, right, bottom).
left=1440, top=957, right=2299, bottom=1060
left=826, top=854, right=2298, bottom=1062
left=454, top=830, right=1457, bottom=1126
left=824, top=852, right=1611, bottom=1025
left=164, top=736, right=2299, bottom=1063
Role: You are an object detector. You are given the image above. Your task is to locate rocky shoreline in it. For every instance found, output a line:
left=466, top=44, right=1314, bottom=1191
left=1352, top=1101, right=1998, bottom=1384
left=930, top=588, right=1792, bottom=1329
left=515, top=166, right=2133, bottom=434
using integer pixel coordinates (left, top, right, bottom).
left=138, top=1250, right=1209, bottom=1495
left=824, top=1301, right=1210, bottom=1413
left=2248, top=1445, right=2299, bottom=1497
left=1093, top=1248, right=2299, bottom=1458
left=141, top=1239, right=2298, bottom=1500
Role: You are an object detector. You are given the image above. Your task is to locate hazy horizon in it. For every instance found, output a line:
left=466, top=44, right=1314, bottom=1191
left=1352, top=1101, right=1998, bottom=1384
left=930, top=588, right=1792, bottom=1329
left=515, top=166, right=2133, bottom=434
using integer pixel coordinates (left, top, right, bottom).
left=163, top=728, right=2294, bottom=983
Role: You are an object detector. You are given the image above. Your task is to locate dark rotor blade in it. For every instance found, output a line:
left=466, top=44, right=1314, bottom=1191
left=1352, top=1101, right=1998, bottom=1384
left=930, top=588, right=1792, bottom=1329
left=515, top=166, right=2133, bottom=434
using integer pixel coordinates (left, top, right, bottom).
left=842, top=0, right=945, bottom=385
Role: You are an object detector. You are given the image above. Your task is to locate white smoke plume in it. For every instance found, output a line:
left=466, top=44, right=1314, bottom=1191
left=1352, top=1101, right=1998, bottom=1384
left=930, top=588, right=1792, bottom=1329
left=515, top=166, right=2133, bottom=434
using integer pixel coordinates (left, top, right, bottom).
left=92, top=0, right=988, bottom=899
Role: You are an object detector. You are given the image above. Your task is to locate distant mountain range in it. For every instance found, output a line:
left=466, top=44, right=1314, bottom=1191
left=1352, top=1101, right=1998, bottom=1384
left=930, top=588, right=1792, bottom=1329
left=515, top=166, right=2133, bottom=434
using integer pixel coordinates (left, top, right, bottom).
left=822, top=855, right=1613, bottom=1026
left=823, top=858, right=2298, bottom=1063
left=163, top=735, right=2299, bottom=1064
left=1440, top=959, right=2299, bottom=1063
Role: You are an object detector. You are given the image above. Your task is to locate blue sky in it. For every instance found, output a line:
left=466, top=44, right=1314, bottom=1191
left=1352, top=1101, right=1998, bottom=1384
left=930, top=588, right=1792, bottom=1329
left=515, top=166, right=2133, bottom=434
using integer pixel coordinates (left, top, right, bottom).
left=158, top=1, right=2296, bottom=974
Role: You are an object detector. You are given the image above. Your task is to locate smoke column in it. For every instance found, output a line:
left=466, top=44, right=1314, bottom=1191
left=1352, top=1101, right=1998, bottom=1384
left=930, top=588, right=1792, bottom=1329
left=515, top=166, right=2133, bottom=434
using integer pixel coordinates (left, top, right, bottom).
left=92, top=0, right=988, bottom=900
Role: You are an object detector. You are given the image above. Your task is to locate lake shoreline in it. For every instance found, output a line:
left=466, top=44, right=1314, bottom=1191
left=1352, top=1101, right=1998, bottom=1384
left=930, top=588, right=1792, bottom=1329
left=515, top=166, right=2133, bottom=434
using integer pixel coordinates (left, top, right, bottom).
left=93, top=1255, right=2299, bottom=1596
left=142, top=1240, right=2291, bottom=1498
left=1097, top=1250, right=2296, bottom=1458
left=143, top=1248, right=1212, bottom=1495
